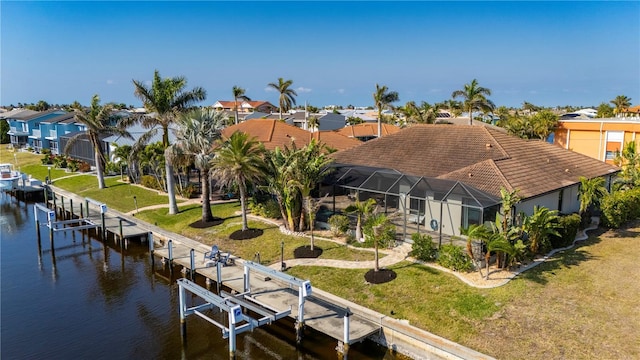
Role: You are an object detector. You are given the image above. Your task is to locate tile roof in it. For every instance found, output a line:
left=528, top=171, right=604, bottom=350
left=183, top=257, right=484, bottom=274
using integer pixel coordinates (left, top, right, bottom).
left=331, top=124, right=619, bottom=199
left=221, top=120, right=361, bottom=151
left=336, top=123, right=401, bottom=138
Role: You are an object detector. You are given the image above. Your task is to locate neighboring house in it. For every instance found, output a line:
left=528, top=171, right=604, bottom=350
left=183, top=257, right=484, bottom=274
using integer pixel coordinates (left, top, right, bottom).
left=336, top=123, right=401, bottom=141
left=553, top=117, right=640, bottom=164
left=221, top=119, right=362, bottom=152
left=5, top=110, right=67, bottom=150
left=328, top=125, right=619, bottom=240
left=213, top=100, right=277, bottom=114
left=38, top=112, right=79, bottom=154
left=317, top=113, right=346, bottom=131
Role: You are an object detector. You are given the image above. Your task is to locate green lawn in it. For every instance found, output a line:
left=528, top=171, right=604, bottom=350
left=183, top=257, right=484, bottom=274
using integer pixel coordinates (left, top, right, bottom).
left=136, top=202, right=380, bottom=264
left=288, top=223, right=640, bottom=360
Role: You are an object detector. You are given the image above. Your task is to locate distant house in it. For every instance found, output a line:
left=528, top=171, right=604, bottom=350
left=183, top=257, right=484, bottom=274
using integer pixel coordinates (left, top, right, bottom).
left=327, top=125, right=619, bottom=240
left=4, top=110, right=67, bottom=150
left=213, top=100, right=277, bottom=114
left=553, top=117, right=640, bottom=164
left=221, top=119, right=362, bottom=152
left=38, top=112, right=78, bottom=154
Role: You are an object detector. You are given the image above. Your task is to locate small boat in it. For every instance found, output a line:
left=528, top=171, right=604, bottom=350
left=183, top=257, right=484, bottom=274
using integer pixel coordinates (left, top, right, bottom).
left=0, top=163, right=22, bottom=191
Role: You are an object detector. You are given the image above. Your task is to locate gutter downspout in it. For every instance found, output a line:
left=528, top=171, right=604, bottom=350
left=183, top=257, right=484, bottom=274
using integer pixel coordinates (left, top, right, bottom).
left=598, top=121, right=604, bottom=161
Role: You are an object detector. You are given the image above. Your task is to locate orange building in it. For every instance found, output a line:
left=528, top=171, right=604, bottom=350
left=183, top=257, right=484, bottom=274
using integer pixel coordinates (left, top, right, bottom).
left=554, top=118, right=640, bottom=164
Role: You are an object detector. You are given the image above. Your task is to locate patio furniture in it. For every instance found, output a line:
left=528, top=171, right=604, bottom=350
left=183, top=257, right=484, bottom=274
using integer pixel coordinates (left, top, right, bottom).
left=203, top=245, right=220, bottom=265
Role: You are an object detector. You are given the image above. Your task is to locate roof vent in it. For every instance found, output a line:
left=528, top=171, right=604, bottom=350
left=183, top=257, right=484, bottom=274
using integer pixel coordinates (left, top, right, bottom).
left=565, top=168, right=570, bottom=173
left=468, top=173, right=473, bottom=178
left=485, top=143, right=492, bottom=148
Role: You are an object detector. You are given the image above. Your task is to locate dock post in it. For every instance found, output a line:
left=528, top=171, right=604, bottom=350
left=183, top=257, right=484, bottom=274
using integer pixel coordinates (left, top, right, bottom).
left=85, top=199, right=89, bottom=217
left=337, top=307, right=351, bottom=359
left=148, top=233, right=154, bottom=259
left=61, top=196, right=65, bottom=220
left=189, top=249, right=195, bottom=280
left=52, top=192, right=56, bottom=210
left=216, top=260, right=222, bottom=294
left=36, top=219, right=41, bottom=241
left=179, top=280, right=187, bottom=339
left=243, top=264, right=250, bottom=293
left=79, top=203, right=84, bottom=218
left=296, top=288, right=306, bottom=345
left=119, top=219, right=124, bottom=243
left=70, top=199, right=74, bottom=219
left=49, top=222, right=54, bottom=250
left=168, top=240, right=173, bottom=265
left=101, top=212, right=106, bottom=240
left=43, top=188, right=48, bottom=202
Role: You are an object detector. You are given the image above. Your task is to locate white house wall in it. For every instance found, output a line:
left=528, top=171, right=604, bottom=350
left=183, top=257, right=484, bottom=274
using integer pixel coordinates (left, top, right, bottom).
left=516, top=191, right=559, bottom=216
left=561, top=185, right=581, bottom=214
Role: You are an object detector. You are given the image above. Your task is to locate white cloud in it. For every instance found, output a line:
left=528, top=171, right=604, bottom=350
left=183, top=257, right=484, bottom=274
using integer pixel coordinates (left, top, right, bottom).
left=264, top=86, right=276, bottom=92
left=335, top=88, right=346, bottom=94
left=296, top=87, right=312, bottom=93
left=106, top=79, right=115, bottom=85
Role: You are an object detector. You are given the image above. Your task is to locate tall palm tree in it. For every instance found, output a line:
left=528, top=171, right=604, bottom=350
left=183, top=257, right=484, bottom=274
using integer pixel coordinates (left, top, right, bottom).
left=125, top=70, right=206, bottom=214
left=211, top=131, right=265, bottom=231
left=64, top=94, right=130, bottom=189
left=373, top=84, right=399, bottom=138
left=614, top=141, right=640, bottom=189
left=610, top=95, right=632, bottom=117
left=267, top=78, right=297, bottom=120
left=451, top=79, right=495, bottom=125
left=443, top=99, right=463, bottom=118
left=289, top=140, right=334, bottom=250
left=232, top=85, right=251, bottom=125
left=169, top=108, right=226, bottom=223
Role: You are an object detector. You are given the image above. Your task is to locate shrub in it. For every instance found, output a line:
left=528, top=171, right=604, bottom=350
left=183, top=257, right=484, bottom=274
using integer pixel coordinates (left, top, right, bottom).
left=550, top=213, right=582, bottom=248
left=104, top=161, right=120, bottom=175
left=41, top=154, right=54, bottom=165
left=327, top=214, right=350, bottom=237
left=78, top=161, right=91, bottom=172
left=363, top=221, right=396, bottom=248
left=600, top=188, right=640, bottom=228
left=437, top=244, right=473, bottom=272
left=179, top=184, right=197, bottom=199
left=67, top=159, right=80, bottom=172
left=248, top=197, right=281, bottom=219
left=411, top=233, right=437, bottom=261
left=52, top=155, right=67, bottom=168
left=141, top=175, right=163, bottom=191
left=41, top=148, right=51, bottom=155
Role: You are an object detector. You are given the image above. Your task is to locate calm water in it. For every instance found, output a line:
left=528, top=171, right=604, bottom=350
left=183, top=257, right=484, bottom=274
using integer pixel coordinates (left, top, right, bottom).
left=0, top=195, right=400, bottom=360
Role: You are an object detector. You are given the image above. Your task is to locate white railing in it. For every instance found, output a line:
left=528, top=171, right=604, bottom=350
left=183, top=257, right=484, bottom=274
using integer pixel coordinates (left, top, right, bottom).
left=31, top=129, right=41, bottom=138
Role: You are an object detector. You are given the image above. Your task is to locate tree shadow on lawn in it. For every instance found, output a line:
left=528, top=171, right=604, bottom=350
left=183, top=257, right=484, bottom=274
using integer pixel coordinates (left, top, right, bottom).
left=519, top=244, right=600, bottom=285
left=229, top=228, right=264, bottom=240
left=294, top=245, right=323, bottom=258
left=189, top=218, right=225, bottom=228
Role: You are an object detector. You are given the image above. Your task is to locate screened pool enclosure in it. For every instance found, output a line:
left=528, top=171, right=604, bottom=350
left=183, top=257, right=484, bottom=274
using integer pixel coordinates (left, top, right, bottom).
left=319, top=165, right=502, bottom=245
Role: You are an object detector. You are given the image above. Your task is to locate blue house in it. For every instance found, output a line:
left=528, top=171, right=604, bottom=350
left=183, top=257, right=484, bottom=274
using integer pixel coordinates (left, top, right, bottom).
left=38, top=112, right=81, bottom=154
left=4, top=109, right=68, bottom=151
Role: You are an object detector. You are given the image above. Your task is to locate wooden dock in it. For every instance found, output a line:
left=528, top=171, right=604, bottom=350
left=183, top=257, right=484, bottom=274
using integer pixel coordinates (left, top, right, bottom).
left=154, top=241, right=381, bottom=347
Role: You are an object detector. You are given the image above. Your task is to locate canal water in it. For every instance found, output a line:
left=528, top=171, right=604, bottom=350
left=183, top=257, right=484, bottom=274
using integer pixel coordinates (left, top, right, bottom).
left=0, top=195, right=404, bottom=359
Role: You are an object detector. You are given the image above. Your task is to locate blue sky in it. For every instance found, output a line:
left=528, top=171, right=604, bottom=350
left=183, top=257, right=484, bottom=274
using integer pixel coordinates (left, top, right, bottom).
left=2, top=1, right=639, bottom=109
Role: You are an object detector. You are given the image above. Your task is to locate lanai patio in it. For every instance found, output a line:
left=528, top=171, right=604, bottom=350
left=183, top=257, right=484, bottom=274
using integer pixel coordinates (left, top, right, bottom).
left=319, top=165, right=502, bottom=247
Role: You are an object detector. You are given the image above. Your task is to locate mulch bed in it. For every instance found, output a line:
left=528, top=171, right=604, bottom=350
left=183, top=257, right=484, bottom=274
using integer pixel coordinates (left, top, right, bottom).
left=189, top=218, right=224, bottom=228
left=364, top=269, right=397, bottom=284
left=229, top=228, right=263, bottom=240
left=293, top=245, right=323, bottom=258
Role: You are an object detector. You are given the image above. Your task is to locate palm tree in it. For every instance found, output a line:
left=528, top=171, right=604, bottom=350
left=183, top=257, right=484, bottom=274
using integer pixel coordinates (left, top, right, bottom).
left=345, top=197, right=377, bottom=242
left=232, top=85, right=251, bottom=125
left=64, top=94, right=130, bottom=189
left=614, top=141, right=640, bottom=189
left=211, top=131, right=265, bottom=231
left=373, top=84, right=399, bottom=138
left=289, top=140, right=333, bottom=250
left=125, top=70, right=206, bottom=214
left=523, top=206, right=561, bottom=254
left=443, top=99, right=463, bottom=118
left=499, top=188, right=521, bottom=233
left=451, top=79, right=495, bottom=125
left=365, top=211, right=394, bottom=272
left=169, top=108, right=226, bottom=223
left=307, top=116, right=319, bottom=132
left=111, top=143, right=132, bottom=181
left=578, top=176, right=608, bottom=217
left=267, top=78, right=297, bottom=120
left=610, top=95, right=632, bottom=117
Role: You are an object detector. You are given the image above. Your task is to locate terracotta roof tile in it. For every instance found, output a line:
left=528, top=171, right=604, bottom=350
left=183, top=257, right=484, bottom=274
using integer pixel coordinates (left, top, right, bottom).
left=221, top=120, right=361, bottom=151
left=331, top=125, right=619, bottom=199
left=337, top=123, right=401, bottom=138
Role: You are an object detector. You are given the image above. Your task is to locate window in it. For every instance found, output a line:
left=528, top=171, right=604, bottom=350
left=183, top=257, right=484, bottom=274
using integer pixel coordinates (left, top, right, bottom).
left=21, top=123, right=29, bottom=132
left=605, top=150, right=618, bottom=160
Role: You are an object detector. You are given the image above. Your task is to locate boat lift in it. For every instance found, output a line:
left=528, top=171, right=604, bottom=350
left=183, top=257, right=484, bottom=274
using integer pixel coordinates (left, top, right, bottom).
left=242, top=261, right=312, bottom=344
left=177, top=278, right=291, bottom=360
left=34, top=202, right=101, bottom=249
